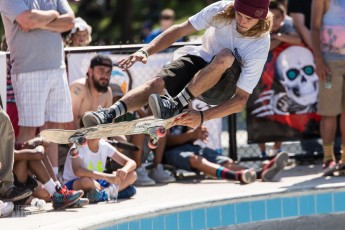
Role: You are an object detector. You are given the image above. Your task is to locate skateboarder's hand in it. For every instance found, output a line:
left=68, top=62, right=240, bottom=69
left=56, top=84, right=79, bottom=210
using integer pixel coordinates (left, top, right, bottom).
left=118, top=50, right=148, bottom=70
left=174, top=110, right=203, bottom=128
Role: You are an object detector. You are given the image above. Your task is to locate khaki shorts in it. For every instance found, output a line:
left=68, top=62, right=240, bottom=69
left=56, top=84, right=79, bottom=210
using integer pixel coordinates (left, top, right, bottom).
left=11, top=69, right=73, bottom=127
left=317, top=60, right=345, bottom=116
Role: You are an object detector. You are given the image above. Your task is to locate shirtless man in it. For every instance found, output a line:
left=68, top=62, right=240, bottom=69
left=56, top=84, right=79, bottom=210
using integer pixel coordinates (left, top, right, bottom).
left=69, top=54, right=113, bottom=129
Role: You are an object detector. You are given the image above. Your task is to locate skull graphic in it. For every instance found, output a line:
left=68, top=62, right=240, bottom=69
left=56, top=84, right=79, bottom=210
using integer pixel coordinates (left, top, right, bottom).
left=275, top=46, right=319, bottom=108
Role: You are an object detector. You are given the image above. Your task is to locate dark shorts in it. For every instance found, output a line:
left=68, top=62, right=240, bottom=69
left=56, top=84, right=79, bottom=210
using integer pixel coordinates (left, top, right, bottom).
left=159, top=55, right=242, bottom=105
left=64, top=178, right=110, bottom=190
left=164, top=143, right=230, bottom=172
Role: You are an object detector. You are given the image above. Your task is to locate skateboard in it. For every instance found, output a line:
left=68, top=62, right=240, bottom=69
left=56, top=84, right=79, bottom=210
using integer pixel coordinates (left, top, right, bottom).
left=39, top=112, right=187, bottom=149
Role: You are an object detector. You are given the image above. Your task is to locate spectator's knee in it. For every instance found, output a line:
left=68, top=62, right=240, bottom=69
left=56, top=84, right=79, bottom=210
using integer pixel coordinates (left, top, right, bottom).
left=78, top=177, right=94, bottom=190
left=127, top=171, right=137, bottom=184
left=211, top=49, right=235, bottom=70
left=189, top=154, right=203, bottom=168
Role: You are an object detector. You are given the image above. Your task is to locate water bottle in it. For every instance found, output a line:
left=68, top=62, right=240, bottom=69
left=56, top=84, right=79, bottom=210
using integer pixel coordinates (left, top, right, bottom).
left=104, top=184, right=119, bottom=203
left=325, top=74, right=332, bottom=89
left=30, top=198, right=46, bottom=210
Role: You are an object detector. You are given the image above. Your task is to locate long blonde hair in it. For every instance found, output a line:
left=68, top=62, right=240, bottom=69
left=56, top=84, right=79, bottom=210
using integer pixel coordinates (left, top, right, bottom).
left=213, top=3, right=273, bottom=38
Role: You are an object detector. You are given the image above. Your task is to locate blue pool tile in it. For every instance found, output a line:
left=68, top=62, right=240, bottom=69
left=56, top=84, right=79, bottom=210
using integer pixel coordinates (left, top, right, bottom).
left=220, top=204, right=235, bottom=226
left=179, top=211, right=192, bottom=230
left=192, top=208, right=206, bottom=230
left=117, top=223, right=128, bottom=230
left=267, top=198, right=282, bottom=219
left=140, top=218, right=153, bottom=230
left=251, top=200, right=266, bottom=221
left=316, top=193, right=333, bottom=214
left=206, top=206, right=221, bottom=228
left=299, top=195, right=315, bottom=216
left=128, top=220, right=140, bottom=230
left=152, top=215, right=165, bottom=230
left=105, top=225, right=117, bottom=230
left=165, top=213, right=178, bottom=230
left=282, top=197, right=298, bottom=217
left=235, top=202, right=250, bottom=224
left=334, top=192, right=345, bottom=212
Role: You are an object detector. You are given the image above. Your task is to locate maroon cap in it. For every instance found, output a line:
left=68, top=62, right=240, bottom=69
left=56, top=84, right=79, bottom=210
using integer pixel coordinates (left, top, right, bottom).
left=234, top=0, right=269, bottom=20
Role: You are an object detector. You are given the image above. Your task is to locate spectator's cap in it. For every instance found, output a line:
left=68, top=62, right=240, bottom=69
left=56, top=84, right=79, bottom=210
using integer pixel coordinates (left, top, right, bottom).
left=160, top=8, right=175, bottom=20
left=234, top=0, right=269, bottom=20
left=90, top=55, right=113, bottom=69
left=73, top=17, right=92, bottom=35
left=109, top=83, right=124, bottom=97
left=68, top=17, right=92, bottom=44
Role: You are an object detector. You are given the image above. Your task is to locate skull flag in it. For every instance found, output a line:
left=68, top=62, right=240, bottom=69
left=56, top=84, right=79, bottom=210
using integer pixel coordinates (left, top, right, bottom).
left=246, top=44, right=321, bottom=144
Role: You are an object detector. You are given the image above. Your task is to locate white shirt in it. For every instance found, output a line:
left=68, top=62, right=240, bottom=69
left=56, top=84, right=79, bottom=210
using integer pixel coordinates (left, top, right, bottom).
left=63, top=139, right=116, bottom=183
left=174, top=1, right=270, bottom=94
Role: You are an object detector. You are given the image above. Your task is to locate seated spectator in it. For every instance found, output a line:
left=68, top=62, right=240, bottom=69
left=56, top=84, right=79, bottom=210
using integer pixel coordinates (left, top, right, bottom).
left=62, top=126, right=137, bottom=203
left=269, top=0, right=302, bottom=51
left=258, top=0, right=302, bottom=157
left=65, top=17, right=92, bottom=47
left=165, top=125, right=289, bottom=183
left=144, top=8, right=186, bottom=43
left=14, top=137, right=86, bottom=209
left=0, top=163, right=14, bottom=218
left=69, top=54, right=113, bottom=130
left=0, top=105, right=32, bottom=203
left=131, top=134, right=176, bottom=186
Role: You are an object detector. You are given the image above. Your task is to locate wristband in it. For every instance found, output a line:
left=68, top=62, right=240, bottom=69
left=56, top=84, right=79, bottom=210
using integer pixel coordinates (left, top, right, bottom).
left=199, top=111, right=204, bottom=126
left=137, top=49, right=149, bottom=58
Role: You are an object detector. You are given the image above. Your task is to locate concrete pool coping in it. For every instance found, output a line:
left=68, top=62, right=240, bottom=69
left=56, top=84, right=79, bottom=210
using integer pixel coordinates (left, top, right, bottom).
left=1, top=164, right=345, bottom=229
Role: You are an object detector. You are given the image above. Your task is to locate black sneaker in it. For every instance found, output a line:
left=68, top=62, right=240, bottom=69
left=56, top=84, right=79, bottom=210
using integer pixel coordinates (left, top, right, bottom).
left=0, top=186, right=32, bottom=202
left=149, top=94, right=180, bottom=119
left=82, top=107, right=114, bottom=127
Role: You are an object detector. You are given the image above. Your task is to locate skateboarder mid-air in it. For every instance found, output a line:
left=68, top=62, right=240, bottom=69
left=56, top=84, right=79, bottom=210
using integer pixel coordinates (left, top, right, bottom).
left=83, top=0, right=272, bottom=128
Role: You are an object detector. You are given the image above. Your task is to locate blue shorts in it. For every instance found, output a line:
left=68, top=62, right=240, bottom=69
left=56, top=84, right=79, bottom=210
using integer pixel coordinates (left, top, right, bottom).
left=64, top=178, right=110, bottom=190
left=164, top=144, right=230, bottom=171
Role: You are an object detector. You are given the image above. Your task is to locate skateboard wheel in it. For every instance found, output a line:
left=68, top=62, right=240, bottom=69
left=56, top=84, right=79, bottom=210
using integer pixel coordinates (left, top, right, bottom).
left=78, top=137, right=86, bottom=145
left=148, top=139, right=158, bottom=149
left=156, top=127, right=166, bottom=137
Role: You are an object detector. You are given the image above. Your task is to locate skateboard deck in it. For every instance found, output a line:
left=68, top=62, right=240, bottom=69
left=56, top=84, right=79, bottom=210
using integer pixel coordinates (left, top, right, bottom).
left=39, top=112, right=187, bottom=148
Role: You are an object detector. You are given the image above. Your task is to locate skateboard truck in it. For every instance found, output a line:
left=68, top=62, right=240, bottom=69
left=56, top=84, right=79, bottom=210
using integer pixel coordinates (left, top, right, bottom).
left=147, top=126, right=167, bottom=149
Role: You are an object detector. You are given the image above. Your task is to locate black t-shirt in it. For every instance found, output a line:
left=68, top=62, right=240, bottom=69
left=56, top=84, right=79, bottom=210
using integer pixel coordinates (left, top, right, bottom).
left=287, top=0, right=312, bottom=29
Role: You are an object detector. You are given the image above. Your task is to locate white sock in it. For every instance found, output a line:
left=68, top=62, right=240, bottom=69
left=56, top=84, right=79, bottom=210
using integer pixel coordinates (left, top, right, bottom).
left=44, top=179, right=57, bottom=195
left=53, top=167, right=59, bottom=177
left=55, top=181, right=61, bottom=188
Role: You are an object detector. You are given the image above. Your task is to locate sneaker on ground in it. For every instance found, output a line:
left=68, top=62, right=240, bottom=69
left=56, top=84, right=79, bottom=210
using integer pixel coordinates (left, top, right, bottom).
left=67, top=198, right=89, bottom=208
left=149, top=164, right=176, bottom=183
left=148, top=94, right=180, bottom=119
left=135, top=165, right=156, bottom=186
left=86, top=189, right=108, bottom=203
left=0, top=200, right=14, bottom=217
left=237, top=169, right=257, bottom=184
left=0, top=186, right=32, bottom=202
left=51, top=186, right=84, bottom=210
left=82, top=107, right=114, bottom=127
left=322, top=160, right=337, bottom=176
left=261, top=151, right=289, bottom=182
